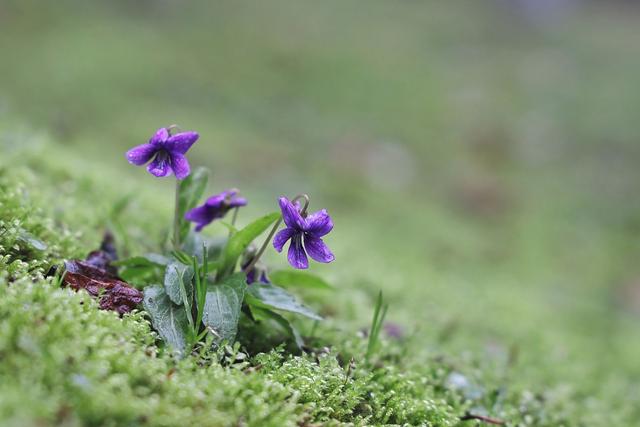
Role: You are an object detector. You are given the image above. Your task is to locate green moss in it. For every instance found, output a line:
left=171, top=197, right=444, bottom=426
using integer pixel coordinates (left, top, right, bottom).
left=0, top=137, right=462, bottom=426
left=0, top=140, right=514, bottom=426
left=0, top=170, right=80, bottom=281
left=1, top=126, right=639, bottom=425
left=0, top=277, right=301, bottom=427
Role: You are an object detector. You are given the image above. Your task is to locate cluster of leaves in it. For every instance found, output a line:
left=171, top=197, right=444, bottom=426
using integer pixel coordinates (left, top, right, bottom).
left=115, top=169, right=329, bottom=355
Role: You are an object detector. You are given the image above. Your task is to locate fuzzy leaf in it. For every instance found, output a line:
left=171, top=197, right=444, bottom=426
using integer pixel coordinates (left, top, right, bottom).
left=143, top=285, right=190, bottom=354
left=220, top=212, right=280, bottom=273
left=177, top=167, right=208, bottom=243
left=269, top=270, right=333, bottom=290
left=202, top=273, right=247, bottom=343
left=164, top=261, right=194, bottom=306
left=246, top=283, right=322, bottom=321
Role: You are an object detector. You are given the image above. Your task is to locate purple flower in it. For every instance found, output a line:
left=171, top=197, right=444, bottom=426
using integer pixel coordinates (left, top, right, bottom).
left=246, top=269, right=270, bottom=284
left=185, top=189, right=247, bottom=232
left=240, top=247, right=269, bottom=284
left=243, top=261, right=270, bottom=285
left=126, top=127, right=199, bottom=180
left=383, top=322, right=405, bottom=339
left=273, top=196, right=334, bottom=269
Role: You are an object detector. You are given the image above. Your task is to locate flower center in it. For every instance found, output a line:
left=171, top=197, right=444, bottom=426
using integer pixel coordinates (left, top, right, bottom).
left=156, top=150, right=170, bottom=164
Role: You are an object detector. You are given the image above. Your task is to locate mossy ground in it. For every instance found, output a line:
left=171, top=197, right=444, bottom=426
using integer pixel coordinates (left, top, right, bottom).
left=1, top=125, right=638, bottom=427
left=0, top=137, right=473, bottom=426
left=2, top=2, right=640, bottom=426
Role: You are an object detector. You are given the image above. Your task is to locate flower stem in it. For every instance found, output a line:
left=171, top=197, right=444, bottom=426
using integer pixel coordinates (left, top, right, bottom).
left=193, top=256, right=206, bottom=331
left=295, top=194, right=310, bottom=217
left=243, top=194, right=309, bottom=274
left=173, top=180, right=181, bottom=250
left=228, top=206, right=239, bottom=239
left=243, top=218, right=282, bottom=275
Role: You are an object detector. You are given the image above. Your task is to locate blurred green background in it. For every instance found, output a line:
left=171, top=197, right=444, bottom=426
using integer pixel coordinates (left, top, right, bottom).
left=2, top=0, right=640, bottom=417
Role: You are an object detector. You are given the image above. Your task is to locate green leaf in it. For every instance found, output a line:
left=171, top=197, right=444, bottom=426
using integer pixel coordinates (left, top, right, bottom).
left=181, top=231, right=226, bottom=263
left=202, top=273, right=247, bottom=343
left=218, top=221, right=238, bottom=234
left=220, top=212, right=280, bottom=272
left=143, top=285, right=190, bottom=354
left=114, top=254, right=169, bottom=285
left=366, top=291, right=389, bottom=362
left=145, top=253, right=172, bottom=266
left=16, top=228, right=47, bottom=251
left=118, top=266, right=158, bottom=286
left=246, top=283, right=322, bottom=321
left=164, top=261, right=194, bottom=306
left=269, top=270, right=333, bottom=290
left=177, top=167, right=208, bottom=243
left=113, top=254, right=171, bottom=268
left=170, top=250, right=193, bottom=266
left=250, top=306, right=304, bottom=349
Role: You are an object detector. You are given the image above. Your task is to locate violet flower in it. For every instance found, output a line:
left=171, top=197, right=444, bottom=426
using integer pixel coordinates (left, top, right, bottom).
left=240, top=246, right=269, bottom=284
left=126, top=127, right=199, bottom=180
left=273, top=196, right=334, bottom=269
left=185, top=189, right=247, bottom=232
left=243, top=261, right=270, bottom=284
left=383, top=322, right=405, bottom=339
left=246, top=269, right=270, bottom=284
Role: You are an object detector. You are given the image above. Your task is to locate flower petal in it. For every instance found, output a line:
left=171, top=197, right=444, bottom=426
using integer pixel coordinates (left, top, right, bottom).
left=166, top=131, right=199, bottom=154
left=149, top=128, right=169, bottom=145
left=146, top=152, right=172, bottom=177
left=126, top=143, right=157, bottom=166
left=246, top=269, right=257, bottom=284
left=245, top=267, right=270, bottom=285
left=304, top=209, right=333, bottom=238
left=259, top=272, right=270, bottom=284
left=170, top=152, right=191, bottom=180
left=278, top=197, right=305, bottom=230
left=205, top=193, right=227, bottom=208
left=229, top=196, right=248, bottom=208
left=273, top=227, right=296, bottom=252
left=184, top=205, right=215, bottom=231
left=304, top=235, right=335, bottom=263
left=288, top=234, right=308, bottom=269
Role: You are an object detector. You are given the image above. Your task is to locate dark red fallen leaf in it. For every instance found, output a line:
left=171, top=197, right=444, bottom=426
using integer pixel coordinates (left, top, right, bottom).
left=63, top=260, right=143, bottom=314
left=62, top=231, right=142, bottom=315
